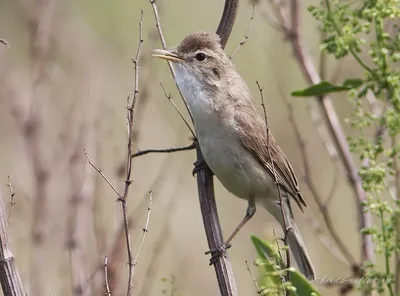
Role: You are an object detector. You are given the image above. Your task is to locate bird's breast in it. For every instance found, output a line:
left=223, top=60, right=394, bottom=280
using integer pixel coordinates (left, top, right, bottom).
left=174, top=65, right=274, bottom=199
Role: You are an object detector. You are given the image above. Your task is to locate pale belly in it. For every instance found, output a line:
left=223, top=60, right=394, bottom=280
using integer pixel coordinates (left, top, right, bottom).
left=197, top=129, right=276, bottom=201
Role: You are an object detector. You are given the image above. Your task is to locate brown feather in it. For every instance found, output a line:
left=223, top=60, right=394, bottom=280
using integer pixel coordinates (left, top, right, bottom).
left=234, top=104, right=307, bottom=211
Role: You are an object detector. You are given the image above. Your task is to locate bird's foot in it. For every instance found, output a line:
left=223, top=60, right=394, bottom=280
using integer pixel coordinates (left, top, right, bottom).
left=205, top=243, right=231, bottom=265
left=192, top=158, right=207, bottom=176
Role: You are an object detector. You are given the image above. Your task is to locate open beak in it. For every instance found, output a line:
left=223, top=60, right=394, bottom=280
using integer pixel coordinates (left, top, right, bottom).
left=151, top=49, right=184, bottom=63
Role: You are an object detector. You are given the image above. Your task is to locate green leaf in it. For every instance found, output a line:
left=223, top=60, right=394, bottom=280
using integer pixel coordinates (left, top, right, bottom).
left=251, top=236, right=283, bottom=287
left=291, top=79, right=363, bottom=97
left=288, top=269, right=321, bottom=296
left=251, top=236, right=321, bottom=296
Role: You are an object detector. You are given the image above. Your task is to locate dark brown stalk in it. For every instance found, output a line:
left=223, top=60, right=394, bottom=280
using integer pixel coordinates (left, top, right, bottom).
left=149, top=0, right=239, bottom=294
left=0, top=191, right=26, bottom=296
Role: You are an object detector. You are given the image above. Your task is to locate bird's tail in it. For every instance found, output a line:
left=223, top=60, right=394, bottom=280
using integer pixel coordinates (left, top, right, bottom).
left=286, top=220, right=315, bottom=279
left=263, top=193, right=316, bottom=279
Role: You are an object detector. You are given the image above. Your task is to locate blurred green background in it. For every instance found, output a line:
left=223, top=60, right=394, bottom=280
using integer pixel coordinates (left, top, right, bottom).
left=0, top=0, right=367, bottom=295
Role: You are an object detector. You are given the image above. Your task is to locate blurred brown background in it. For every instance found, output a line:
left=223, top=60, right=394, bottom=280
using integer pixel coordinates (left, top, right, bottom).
left=0, top=0, right=367, bottom=295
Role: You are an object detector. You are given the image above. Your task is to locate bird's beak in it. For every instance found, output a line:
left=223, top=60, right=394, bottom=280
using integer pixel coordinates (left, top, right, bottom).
left=151, top=49, right=184, bottom=63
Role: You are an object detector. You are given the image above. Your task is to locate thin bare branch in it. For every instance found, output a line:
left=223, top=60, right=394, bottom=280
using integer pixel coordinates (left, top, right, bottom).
left=280, top=86, right=356, bottom=266
left=263, top=0, right=372, bottom=264
left=288, top=0, right=372, bottom=264
left=104, top=256, right=111, bottom=296
left=245, top=261, right=264, bottom=296
left=132, top=142, right=196, bottom=158
left=133, top=191, right=153, bottom=266
left=256, top=81, right=291, bottom=275
left=148, top=0, right=194, bottom=125
left=84, top=149, right=122, bottom=199
left=230, top=6, right=255, bottom=59
left=160, top=83, right=195, bottom=137
left=0, top=38, right=10, bottom=48
left=121, top=9, right=145, bottom=296
left=6, top=177, right=15, bottom=222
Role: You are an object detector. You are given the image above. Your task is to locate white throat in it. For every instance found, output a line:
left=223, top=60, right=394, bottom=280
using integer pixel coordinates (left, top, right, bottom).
left=173, top=64, right=216, bottom=127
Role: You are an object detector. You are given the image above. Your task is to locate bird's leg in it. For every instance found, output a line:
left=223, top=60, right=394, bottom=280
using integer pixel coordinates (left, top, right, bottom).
left=206, top=197, right=256, bottom=265
left=192, top=157, right=207, bottom=176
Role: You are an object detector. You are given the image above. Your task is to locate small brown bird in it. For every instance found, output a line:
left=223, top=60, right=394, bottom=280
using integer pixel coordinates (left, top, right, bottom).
left=152, top=32, right=315, bottom=278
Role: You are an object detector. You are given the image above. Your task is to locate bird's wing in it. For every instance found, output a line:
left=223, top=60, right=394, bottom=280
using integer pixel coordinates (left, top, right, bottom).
left=234, top=105, right=307, bottom=211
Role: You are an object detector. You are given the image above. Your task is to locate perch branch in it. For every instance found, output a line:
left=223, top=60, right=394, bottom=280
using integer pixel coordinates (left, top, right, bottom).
left=149, top=0, right=239, bottom=295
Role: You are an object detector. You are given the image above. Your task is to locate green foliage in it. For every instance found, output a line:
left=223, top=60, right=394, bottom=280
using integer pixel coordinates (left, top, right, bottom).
left=291, top=79, right=363, bottom=97
left=292, top=0, right=400, bottom=294
left=251, top=236, right=321, bottom=296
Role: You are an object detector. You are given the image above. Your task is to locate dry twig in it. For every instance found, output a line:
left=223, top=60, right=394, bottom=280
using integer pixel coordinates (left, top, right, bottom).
left=0, top=38, right=10, bottom=48
left=280, top=86, right=356, bottom=266
left=84, top=149, right=122, bottom=199
left=6, top=176, right=15, bottom=222
left=121, top=9, right=144, bottom=296
left=104, top=256, right=111, bottom=296
left=245, top=261, right=264, bottom=296
left=256, top=81, right=291, bottom=275
left=132, top=143, right=196, bottom=158
left=148, top=0, right=193, bottom=124
left=159, top=83, right=195, bottom=137
left=264, top=0, right=373, bottom=264
left=230, top=6, right=255, bottom=59
left=132, top=191, right=153, bottom=267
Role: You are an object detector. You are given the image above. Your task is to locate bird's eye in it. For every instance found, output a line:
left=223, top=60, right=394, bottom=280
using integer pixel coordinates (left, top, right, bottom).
left=195, top=52, right=206, bottom=61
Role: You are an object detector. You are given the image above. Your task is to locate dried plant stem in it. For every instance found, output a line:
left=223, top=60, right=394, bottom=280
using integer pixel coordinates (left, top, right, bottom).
left=104, top=256, right=111, bottom=296
left=0, top=191, right=26, bottom=295
left=287, top=0, right=372, bottom=263
left=121, top=9, right=145, bottom=296
left=230, top=5, right=255, bottom=59
left=245, top=261, right=263, bottom=296
left=159, top=83, right=195, bottom=137
left=132, top=143, right=195, bottom=158
left=256, top=81, right=291, bottom=274
left=6, top=176, right=15, bottom=222
left=280, top=87, right=356, bottom=266
left=0, top=38, right=9, bottom=47
left=149, top=0, right=194, bottom=125
left=132, top=191, right=153, bottom=266
left=149, top=1, right=239, bottom=295
left=84, top=149, right=122, bottom=199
